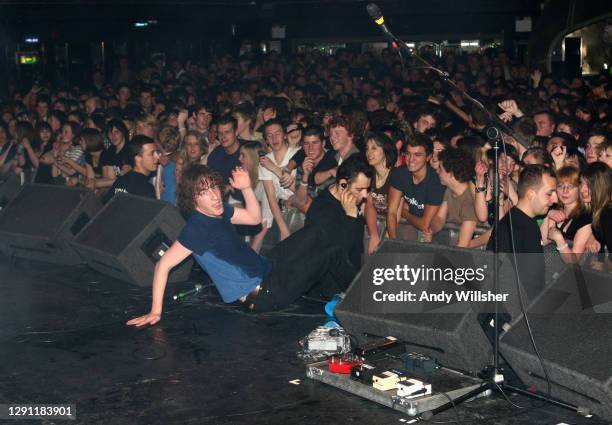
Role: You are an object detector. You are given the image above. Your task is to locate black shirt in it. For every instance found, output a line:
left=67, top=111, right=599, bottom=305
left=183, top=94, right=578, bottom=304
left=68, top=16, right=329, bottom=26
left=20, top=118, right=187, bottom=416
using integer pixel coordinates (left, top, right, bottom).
left=487, top=207, right=543, bottom=253
left=594, top=207, right=612, bottom=260
left=102, top=171, right=155, bottom=204
left=100, top=144, right=132, bottom=176
left=560, top=211, right=592, bottom=242
left=305, top=188, right=365, bottom=270
left=487, top=207, right=544, bottom=298
left=207, top=141, right=244, bottom=185
left=389, top=165, right=445, bottom=217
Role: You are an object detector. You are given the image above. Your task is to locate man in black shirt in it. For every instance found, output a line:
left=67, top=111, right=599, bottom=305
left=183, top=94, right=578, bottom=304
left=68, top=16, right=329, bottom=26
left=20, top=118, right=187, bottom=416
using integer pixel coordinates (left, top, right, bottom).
left=102, top=135, right=159, bottom=203
left=487, top=165, right=558, bottom=297
left=305, top=156, right=373, bottom=285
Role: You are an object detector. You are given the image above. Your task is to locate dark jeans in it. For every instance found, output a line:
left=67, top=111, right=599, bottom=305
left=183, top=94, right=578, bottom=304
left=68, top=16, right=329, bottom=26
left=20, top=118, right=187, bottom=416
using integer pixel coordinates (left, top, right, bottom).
left=252, top=224, right=358, bottom=312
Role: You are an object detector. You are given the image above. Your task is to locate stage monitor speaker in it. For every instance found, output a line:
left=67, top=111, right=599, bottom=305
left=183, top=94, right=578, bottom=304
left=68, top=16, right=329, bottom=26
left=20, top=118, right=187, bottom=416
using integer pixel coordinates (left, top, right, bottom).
left=71, top=194, right=192, bottom=287
left=500, top=265, right=612, bottom=421
left=0, top=175, right=23, bottom=211
left=335, top=239, right=495, bottom=375
left=0, top=184, right=101, bottom=265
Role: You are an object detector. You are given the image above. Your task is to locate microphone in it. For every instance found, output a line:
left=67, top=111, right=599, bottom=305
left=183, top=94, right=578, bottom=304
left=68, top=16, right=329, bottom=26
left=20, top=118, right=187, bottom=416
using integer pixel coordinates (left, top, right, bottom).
left=366, top=3, right=399, bottom=44
left=173, top=283, right=204, bottom=300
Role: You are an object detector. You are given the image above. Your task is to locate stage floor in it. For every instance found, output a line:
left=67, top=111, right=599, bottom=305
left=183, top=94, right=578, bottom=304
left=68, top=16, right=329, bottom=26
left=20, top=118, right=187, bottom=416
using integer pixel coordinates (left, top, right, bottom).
left=0, top=257, right=608, bottom=425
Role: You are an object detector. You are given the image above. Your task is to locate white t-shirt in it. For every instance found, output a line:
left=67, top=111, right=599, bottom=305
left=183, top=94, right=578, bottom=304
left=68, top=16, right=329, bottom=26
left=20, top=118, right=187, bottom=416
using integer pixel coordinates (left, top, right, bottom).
left=258, top=145, right=300, bottom=201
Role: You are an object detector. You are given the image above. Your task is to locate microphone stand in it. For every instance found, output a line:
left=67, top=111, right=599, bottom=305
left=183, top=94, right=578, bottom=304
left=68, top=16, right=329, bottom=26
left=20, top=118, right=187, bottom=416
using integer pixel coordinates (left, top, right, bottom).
left=372, top=14, right=583, bottom=418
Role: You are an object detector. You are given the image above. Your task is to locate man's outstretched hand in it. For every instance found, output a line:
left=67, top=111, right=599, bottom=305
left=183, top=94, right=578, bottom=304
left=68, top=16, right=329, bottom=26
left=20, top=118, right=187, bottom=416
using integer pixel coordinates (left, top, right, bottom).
left=126, top=312, right=161, bottom=327
left=229, top=167, right=251, bottom=191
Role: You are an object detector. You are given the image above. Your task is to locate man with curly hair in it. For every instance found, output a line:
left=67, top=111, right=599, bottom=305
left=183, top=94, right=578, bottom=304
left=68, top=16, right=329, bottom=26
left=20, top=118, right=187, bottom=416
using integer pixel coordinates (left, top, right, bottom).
left=127, top=160, right=364, bottom=326
left=427, top=147, right=479, bottom=247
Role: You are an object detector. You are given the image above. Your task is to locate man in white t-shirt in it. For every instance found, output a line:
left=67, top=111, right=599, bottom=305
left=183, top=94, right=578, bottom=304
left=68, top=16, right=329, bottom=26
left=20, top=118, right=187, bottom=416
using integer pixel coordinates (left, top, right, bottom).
left=259, top=119, right=300, bottom=241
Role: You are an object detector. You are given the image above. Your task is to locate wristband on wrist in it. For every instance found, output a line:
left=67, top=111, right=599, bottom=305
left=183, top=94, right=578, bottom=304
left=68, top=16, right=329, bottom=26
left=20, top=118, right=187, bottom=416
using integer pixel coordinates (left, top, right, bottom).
left=556, top=242, right=569, bottom=251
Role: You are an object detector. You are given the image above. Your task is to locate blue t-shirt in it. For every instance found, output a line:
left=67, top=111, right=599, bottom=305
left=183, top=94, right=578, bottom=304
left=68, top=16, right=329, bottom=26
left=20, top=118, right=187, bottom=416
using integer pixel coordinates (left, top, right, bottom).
left=160, top=161, right=177, bottom=205
left=207, top=143, right=242, bottom=185
left=389, top=165, right=445, bottom=217
left=177, top=203, right=271, bottom=302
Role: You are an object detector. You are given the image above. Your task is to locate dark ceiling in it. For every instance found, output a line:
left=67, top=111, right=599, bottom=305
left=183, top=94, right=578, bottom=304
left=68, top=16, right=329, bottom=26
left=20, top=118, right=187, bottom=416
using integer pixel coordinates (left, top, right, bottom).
left=0, top=0, right=540, bottom=40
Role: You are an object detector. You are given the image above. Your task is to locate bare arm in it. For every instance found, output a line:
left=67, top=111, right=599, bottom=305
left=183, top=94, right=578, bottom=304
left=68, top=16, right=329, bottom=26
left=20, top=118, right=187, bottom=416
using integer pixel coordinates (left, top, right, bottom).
left=456, top=220, right=478, bottom=248
left=230, top=187, right=262, bottom=225
left=126, top=241, right=193, bottom=327
left=364, top=194, right=380, bottom=254
left=314, top=167, right=336, bottom=185
left=401, top=204, right=440, bottom=233
left=386, top=186, right=403, bottom=239
left=263, top=180, right=290, bottom=240
left=429, top=201, right=448, bottom=234
left=62, top=156, right=89, bottom=177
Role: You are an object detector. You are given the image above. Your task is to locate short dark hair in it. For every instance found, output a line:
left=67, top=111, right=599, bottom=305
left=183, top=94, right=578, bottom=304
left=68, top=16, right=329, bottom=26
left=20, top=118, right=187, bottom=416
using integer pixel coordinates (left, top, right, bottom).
left=534, top=110, right=556, bottom=125
left=216, top=114, right=237, bottom=130
left=106, top=118, right=129, bottom=143
left=518, top=164, right=556, bottom=198
left=232, top=102, right=256, bottom=125
left=336, top=156, right=373, bottom=184
left=328, top=114, right=354, bottom=136
left=438, top=147, right=475, bottom=183
left=126, top=135, right=155, bottom=161
left=521, top=146, right=553, bottom=167
left=262, top=118, right=285, bottom=135
left=302, top=125, right=325, bottom=140
left=177, top=164, right=223, bottom=212
left=366, top=132, right=397, bottom=168
left=405, top=133, right=434, bottom=156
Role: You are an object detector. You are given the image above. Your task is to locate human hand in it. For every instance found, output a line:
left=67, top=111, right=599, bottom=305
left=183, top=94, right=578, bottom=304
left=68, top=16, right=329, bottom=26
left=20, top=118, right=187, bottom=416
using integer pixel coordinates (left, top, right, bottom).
left=585, top=238, right=601, bottom=254
left=368, top=234, right=380, bottom=255
left=547, top=223, right=565, bottom=244
left=551, top=145, right=567, bottom=168
left=547, top=209, right=567, bottom=223
left=178, top=109, right=188, bottom=124
left=475, top=160, right=487, bottom=184
left=421, top=228, right=433, bottom=243
left=498, top=100, right=521, bottom=117
left=280, top=228, right=290, bottom=241
left=302, top=158, right=315, bottom=176
left=279, top=171, right=295, bottom=189
left=229, top=166, right=251, bottom=190
left=126, top=311, right=162, bottom=327
left=339, top=187, right=358, bottom=217
left=499, top=111, right=513, bottom=123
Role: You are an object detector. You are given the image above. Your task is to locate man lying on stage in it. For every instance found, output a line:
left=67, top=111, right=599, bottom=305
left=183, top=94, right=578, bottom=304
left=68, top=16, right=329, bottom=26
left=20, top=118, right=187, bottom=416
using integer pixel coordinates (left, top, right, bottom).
left=127, top=158, right=370, bottom=326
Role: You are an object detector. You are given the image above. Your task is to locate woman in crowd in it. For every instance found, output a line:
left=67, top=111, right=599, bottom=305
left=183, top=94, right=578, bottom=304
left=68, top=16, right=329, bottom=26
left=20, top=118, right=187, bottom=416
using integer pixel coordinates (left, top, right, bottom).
left=363, top=132, right=397, bottom=254
left=542, top=166, right=593, bottom=262
left=59, top=128, right=105, bottom=189
left=0, top=121, right=17, bottom=178
left=98, top=119, right=131, bottom=190
left=473, top=146, right=519, bottom=225
left=175, top=130, right=209, bottom=186
left=157, top=126, right=181, bottom=204
left=238, top=141, right=273, bottom=253
left=49, top=121, right=84, bottom=185
left=232, top=103, right=261, bottom=142
left=581, top=162, right=612, bottom=270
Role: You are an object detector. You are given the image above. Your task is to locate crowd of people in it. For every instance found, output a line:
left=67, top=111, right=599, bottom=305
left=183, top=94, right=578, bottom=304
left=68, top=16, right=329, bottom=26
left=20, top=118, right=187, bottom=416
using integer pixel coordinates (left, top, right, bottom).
left=1, top=47, right=611, bottom=311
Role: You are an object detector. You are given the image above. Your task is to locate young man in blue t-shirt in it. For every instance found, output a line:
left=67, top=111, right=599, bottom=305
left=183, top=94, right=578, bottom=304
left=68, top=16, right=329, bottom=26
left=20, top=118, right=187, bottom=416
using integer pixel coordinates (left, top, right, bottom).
left=127, top=161, right=363, bottom=326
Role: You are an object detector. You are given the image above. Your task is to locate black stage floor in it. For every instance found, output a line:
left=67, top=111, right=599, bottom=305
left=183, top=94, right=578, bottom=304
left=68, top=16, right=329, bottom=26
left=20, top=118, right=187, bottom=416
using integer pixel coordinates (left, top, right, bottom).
left=0, top=257, right=609, bottom=425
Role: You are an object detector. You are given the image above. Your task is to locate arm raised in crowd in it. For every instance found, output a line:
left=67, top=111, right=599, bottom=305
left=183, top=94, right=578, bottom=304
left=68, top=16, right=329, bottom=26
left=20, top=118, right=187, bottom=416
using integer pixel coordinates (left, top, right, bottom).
left=229, top=167, right=262, bottom=226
